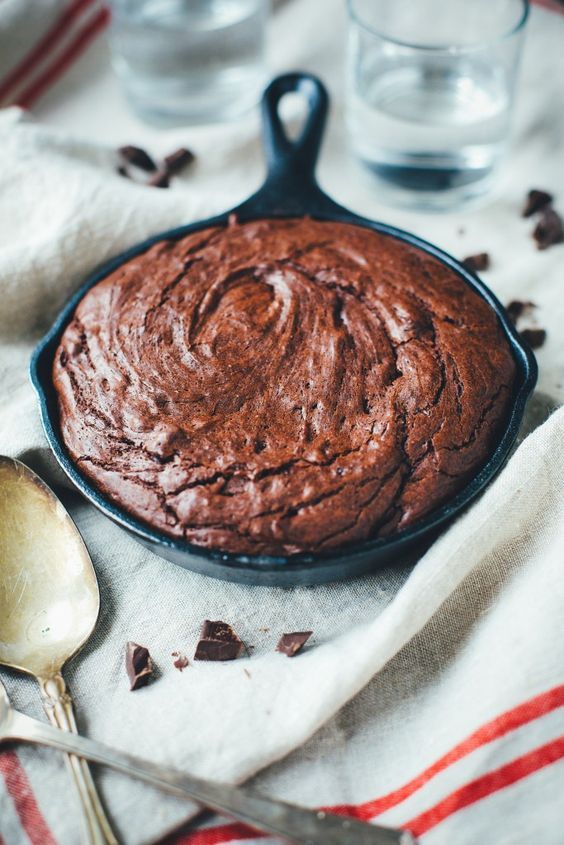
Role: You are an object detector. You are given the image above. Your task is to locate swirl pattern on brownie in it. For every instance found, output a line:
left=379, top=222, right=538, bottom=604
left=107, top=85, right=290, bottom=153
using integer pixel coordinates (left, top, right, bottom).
left=53, top=218, right=516, bottom=555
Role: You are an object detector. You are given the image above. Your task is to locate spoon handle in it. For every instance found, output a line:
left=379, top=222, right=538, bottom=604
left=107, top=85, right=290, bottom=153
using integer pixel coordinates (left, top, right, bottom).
left=39, top=674, right=119, bottom=845
left=8, top=708, right=412, bottom=845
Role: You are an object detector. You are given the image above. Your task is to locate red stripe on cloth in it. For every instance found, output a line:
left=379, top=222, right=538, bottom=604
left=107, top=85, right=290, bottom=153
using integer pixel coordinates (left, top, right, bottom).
left=331, top=683, right=564, bottom=821
left=533, top=0, right=564, bottom=13
left=0, top=750, right=57, bottom=845
left=0, top=0, right=97, bottom=103
left=173, top=825, right=258, bottom=845
left=15, top=6, right=111, bottom=110
left=406, top=736, right=564, bottom=837
left=171, top=684, right=564, bottom=845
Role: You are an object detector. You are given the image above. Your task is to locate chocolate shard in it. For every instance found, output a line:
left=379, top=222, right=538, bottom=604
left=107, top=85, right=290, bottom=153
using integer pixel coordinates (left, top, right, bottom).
left=532, top=208, right=563, bottom=250
left=461, top=252, right=490, bottom=272
left=118, top=145, right=157, bottom=172
left=194, top=620, right=245, bottom=661
left=522, top=189, right=553, bottom=218
left=163, top=147, right=195, bottom=175
left=276, top=631, right=313, bottom=657
left=172, top=653, right=189, bottom=671
left=147, top=168, right=170, bottom=189
left=126, top=641, right=153, bottom=690
left=519, top=328, right=547, bottom=350
left=506, top=299, right=537, bottom=325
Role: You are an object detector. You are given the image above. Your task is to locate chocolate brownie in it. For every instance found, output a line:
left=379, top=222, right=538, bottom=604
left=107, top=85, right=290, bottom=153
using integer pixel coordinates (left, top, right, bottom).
left=53, top=218, right=516, bottom=555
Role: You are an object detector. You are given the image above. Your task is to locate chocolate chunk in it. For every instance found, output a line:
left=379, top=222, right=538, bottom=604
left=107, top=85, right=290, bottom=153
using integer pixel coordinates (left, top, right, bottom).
left=519, top=328, right=547, bottom=350
left=532, top=208, right=563, bottom=250
left=276, top=631, right=312, bottom=657
left=522, top=189, right=553, bottom=218
left=118, top=145, right=157, bottom=172
left=194, top=620, right=245, bottom=661
left=172, top=653, right=189, bottom=671
left=147, top=168, right=170, bottom=189
left=461, top=252, right=490, bottom=272
left=506, top=300, right=537, bottom=325
left=163, top=147, right=195, bottom=175
left=126, top=642, right=153, bottom=690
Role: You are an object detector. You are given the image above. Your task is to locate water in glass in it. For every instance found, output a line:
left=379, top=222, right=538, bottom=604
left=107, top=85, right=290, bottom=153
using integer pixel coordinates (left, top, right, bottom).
left=110, top=0, right=269, bottom=125
left=346, top=0, right=527, bottom=209
left=348, top=55, right=510, bottom=198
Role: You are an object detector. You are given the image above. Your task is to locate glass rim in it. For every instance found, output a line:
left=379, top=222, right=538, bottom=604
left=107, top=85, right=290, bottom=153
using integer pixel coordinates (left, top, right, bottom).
left=347, top=0, right=529, bottom=53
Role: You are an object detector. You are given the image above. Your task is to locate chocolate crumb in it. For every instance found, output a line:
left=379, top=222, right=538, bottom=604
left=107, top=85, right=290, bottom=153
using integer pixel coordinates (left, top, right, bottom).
left=194, top=620, right=245, bottom=661
left=163, top=147, right=195, bottom=175
left=461, top=252, right=490, bottom=272
left=147, top=168, right=170, bottom=189
left=126, top=642, right=153, bottom=690
left=506, top=300, right=537, bottom=325
left=276, top=631, right=313, bottom=657
left=117, top=165, right=129, bottom=179
left=519, top=328, right=547, bottom=350
left=522, top=189, right=553, bottom=218
left=118, top=145, right=157, bottom=172
left=243, top=668, right=251, bottom=679
left=173, top=654, right=189, bottom=671
left=532, top=208, right=563, bottom=250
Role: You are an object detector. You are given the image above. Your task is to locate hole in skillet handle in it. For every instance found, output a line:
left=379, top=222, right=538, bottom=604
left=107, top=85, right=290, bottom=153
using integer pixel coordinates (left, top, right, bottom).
left=236, top=72, right=344, bottom=219
left=263, top=73, right=328, bottom=179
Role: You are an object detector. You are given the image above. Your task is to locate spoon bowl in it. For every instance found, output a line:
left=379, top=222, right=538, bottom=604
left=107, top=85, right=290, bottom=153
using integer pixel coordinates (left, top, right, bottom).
left=0, top=456, right=117, bottom=844
left=0, top=456, right=99, bottom=677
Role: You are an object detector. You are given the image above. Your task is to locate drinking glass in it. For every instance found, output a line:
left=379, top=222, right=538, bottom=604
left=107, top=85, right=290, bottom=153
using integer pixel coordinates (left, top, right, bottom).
left=108, top=0, right=270, bottom=126
left=346, top=0, right=529, bottom=209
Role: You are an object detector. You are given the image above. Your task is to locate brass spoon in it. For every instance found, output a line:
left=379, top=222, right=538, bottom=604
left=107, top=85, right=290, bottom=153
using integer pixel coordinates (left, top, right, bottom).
left=0, top=456, right=117, bottom=844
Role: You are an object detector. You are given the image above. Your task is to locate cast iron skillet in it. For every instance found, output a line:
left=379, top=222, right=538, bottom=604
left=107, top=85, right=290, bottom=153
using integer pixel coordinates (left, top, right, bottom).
left=30, top=73, right=537, bottom=586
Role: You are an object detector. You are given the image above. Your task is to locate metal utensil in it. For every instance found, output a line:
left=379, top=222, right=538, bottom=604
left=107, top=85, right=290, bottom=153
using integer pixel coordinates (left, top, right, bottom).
left=0, top=455, right=117, bottom=844
left=0, top=677, right=414, bottom=845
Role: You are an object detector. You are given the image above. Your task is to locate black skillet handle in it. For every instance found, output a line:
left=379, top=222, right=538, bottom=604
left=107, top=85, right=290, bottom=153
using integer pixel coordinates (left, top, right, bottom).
left=235, top=73, right=345, bottom=218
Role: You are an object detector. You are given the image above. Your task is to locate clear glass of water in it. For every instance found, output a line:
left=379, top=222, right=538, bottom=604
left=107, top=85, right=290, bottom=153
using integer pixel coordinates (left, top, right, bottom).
left=346, top=0, right=529, bottom=209
left=108, top=0, right=270, bottom=126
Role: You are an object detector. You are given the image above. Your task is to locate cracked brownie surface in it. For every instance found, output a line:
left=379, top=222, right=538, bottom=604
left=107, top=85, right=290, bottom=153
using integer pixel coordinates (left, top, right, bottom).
left=53, top=218, right=516, bottom=555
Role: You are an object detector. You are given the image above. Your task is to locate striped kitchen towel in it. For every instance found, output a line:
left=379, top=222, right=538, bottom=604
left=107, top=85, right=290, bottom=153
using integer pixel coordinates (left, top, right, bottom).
left=0, top=1, right=563, bottom=844
left=0, top=0, right=109, bottom=111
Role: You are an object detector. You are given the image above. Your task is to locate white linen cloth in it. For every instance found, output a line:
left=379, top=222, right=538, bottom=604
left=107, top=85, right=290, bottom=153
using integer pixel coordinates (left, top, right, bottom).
left=1, top=2, right=563, bottom=844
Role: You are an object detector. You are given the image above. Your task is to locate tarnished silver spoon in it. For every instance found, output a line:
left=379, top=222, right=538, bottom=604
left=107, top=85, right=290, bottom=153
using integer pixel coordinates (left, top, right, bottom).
left=0, top=676, right=414, bottom=844
left=0, top=455, right=117, bottom=844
